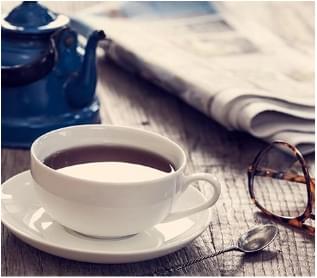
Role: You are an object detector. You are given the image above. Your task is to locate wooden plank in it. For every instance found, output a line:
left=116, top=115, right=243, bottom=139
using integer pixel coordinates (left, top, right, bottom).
left=1, top=1, right=314, bottom=276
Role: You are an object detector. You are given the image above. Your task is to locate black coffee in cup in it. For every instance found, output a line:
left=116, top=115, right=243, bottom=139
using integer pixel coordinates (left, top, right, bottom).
left=43, top=145, right=175, bottom=182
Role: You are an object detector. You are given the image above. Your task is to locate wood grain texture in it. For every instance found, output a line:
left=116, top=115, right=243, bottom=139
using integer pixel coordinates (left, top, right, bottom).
left=1, top=1, right=315, bottom=276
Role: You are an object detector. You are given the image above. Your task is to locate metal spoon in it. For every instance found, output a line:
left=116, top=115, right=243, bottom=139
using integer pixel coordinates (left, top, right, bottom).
left=155, top=224, right=278, bottom=275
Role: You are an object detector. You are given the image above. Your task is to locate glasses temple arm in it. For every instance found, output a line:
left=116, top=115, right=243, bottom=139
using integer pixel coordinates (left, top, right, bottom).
left=253, top=167, right=315, bottom=184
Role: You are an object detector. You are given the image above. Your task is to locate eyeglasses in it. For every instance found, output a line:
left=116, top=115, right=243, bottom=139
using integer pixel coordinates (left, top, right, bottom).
left=248, top=141, right=315, bottom=236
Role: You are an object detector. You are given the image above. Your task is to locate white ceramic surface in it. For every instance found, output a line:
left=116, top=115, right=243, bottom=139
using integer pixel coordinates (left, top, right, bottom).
left=1, top=171, right=212, bottom=264
left=30, top=124, right=221, bottom=237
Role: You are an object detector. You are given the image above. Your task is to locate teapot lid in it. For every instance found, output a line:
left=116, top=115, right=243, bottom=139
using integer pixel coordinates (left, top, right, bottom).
left=2, top=1, right=69, bottom=35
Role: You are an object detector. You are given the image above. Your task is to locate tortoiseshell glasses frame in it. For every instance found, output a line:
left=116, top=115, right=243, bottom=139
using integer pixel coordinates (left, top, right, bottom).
left=248, top=141, right=315, bottom=236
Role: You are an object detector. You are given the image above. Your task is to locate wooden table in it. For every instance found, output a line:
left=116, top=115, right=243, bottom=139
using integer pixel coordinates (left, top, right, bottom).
left=2, top=2, right=315, bottom=276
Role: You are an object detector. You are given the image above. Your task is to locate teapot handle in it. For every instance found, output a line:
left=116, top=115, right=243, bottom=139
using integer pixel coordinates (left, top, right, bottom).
left=1, top=41, right=56, bottom=87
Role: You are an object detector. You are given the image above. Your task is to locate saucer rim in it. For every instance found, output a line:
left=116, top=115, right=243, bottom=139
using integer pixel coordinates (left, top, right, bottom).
left=2, top=170, right=212, bottom=257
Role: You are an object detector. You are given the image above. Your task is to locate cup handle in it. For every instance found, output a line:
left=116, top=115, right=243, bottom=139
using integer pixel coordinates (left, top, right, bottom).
left=163, top=173, right=221, bottom=222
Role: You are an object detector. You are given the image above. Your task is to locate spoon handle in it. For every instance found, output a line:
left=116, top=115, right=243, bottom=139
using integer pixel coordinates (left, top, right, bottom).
left=153, top=246, right=239, bottom=275
left=182, top=246, right=239, bottom=267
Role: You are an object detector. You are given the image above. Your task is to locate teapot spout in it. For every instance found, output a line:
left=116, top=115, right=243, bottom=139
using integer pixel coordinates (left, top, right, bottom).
left=65, top=30, right=105, bottom=108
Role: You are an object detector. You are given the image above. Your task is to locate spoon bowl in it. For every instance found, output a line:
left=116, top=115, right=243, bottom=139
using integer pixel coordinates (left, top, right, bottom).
left=237, top=224, right=278, bottom=253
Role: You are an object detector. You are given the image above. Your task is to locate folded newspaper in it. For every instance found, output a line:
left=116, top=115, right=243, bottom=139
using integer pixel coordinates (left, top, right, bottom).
left=72, top=2, right=315, bottom=154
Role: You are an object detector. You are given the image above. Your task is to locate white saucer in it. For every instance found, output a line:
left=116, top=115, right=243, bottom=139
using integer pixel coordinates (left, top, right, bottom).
left=1, top=171, right=212, bottom=264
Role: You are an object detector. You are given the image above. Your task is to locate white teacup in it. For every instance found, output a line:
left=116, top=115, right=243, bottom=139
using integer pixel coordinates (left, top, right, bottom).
left=31, top=125, right=221, bottom=238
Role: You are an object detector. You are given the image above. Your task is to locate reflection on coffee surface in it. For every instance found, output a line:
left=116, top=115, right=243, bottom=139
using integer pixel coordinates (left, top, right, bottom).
left=43, top=145, right=175, bottom=182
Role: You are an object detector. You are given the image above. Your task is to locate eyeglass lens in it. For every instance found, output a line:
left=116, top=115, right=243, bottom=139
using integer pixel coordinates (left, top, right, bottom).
left=253, top=143, right=308, bottom=218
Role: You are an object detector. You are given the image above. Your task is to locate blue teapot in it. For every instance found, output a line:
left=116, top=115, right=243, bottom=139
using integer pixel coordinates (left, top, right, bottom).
left=2, top=1, right=106, bottom=148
